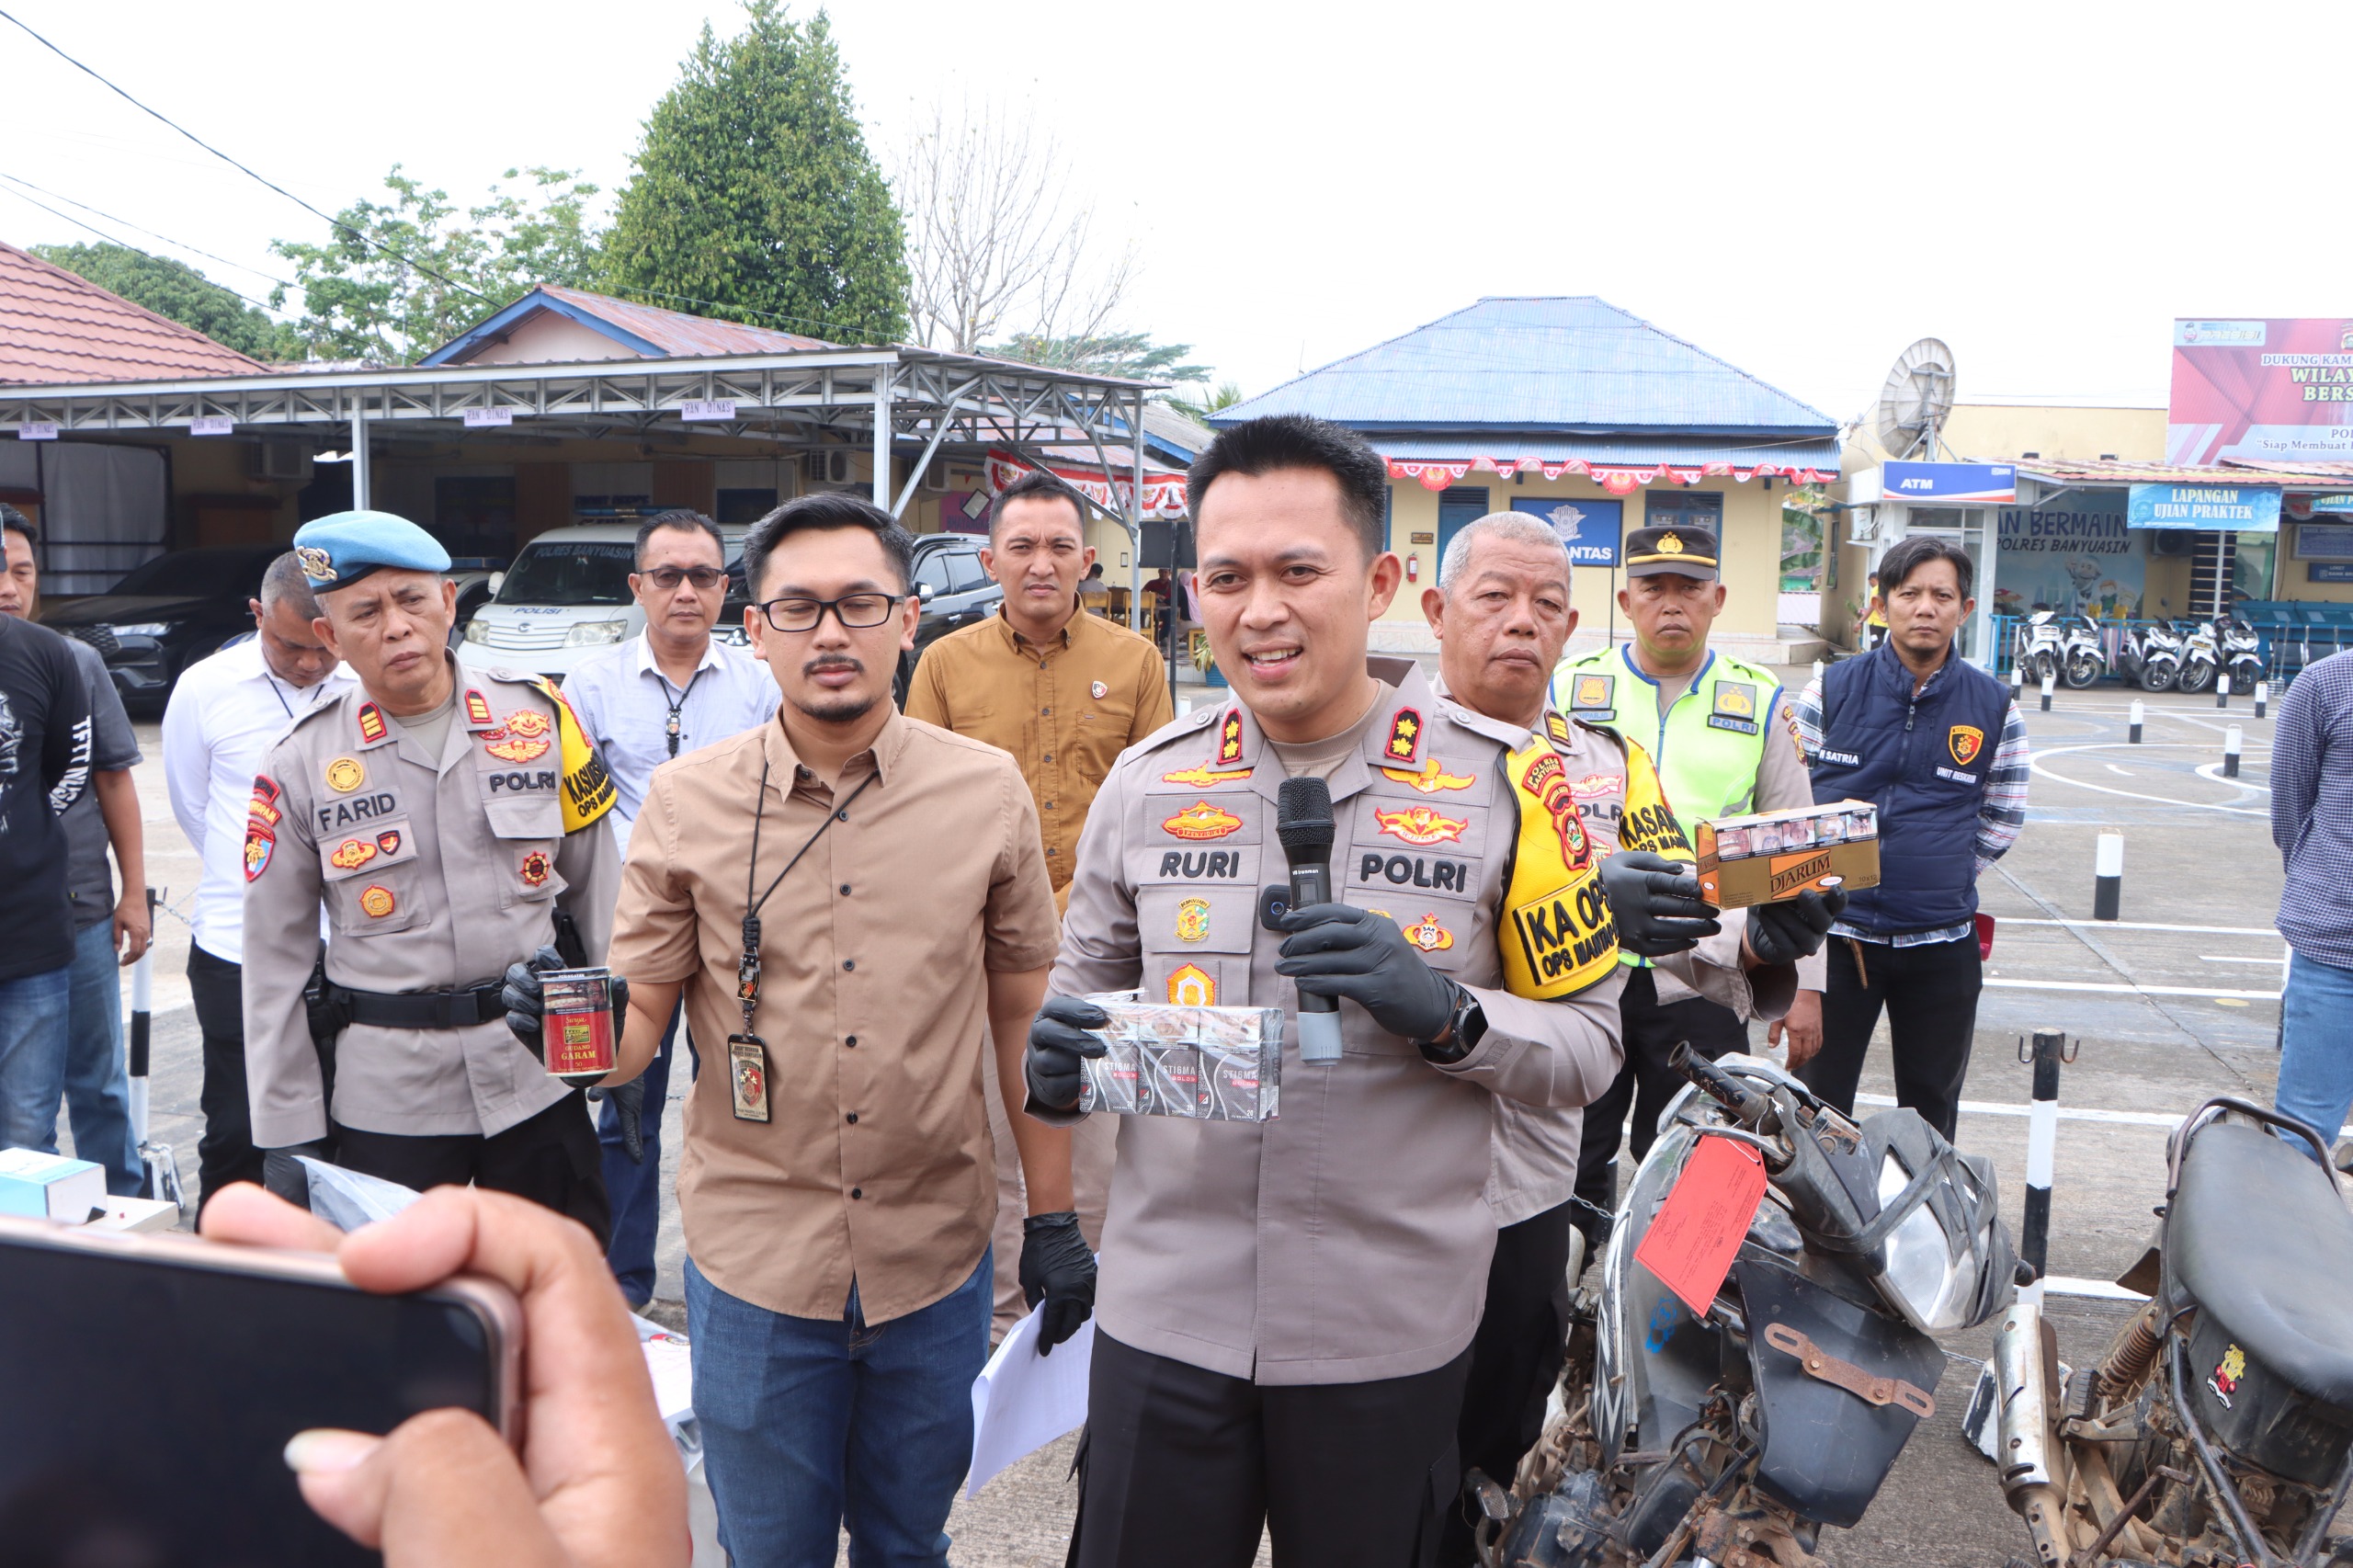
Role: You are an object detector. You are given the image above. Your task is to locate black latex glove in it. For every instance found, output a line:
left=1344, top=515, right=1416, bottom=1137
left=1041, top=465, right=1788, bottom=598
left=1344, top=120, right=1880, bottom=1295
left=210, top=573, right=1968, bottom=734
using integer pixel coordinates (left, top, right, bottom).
left=1025, top=995, right=1109, bottom=1111
left=1275, top=903, right=1456, bottom=1043
left=1745, top=887, right=1847, bottom=967
left=261, top=1141, right=330, bottom=1207
left=586, top=1076, right=648, bottom=1164
left=1018, top=1210, right=1098, bottom=1355
left=500, top=946, right=628, bottom=1060
left=1599, top=851, right=1722, bottom=958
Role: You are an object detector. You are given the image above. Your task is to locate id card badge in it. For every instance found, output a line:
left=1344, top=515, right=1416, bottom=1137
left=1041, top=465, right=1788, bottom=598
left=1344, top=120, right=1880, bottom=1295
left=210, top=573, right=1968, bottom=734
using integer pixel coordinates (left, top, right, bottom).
left=728, top=1034, right=771, bottom=1123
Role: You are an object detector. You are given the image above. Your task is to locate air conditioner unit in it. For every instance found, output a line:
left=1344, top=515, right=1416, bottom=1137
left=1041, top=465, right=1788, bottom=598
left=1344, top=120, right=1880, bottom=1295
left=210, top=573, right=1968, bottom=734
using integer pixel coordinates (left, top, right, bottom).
left=919, top=455, right=949, bottom=493
left=801, top=449, right=852, bottom=486
left=2150, top=531, right=2199, bottom=557
left=248, top=438, right=313, bottom=483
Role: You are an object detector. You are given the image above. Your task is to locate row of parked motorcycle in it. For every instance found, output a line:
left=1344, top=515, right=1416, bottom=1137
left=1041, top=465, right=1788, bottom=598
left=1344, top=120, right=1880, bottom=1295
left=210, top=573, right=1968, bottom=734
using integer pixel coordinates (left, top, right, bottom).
left=2012, top=610, right=2267, bottom=695
left=1477, top=1051, right=2353, bottom=1567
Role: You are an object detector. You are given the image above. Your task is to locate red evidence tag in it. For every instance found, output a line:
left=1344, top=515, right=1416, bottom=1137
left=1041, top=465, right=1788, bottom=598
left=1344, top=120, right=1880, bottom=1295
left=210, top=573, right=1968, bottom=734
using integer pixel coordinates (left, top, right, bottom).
left=1633, top=1135, right=1770, bottom=1317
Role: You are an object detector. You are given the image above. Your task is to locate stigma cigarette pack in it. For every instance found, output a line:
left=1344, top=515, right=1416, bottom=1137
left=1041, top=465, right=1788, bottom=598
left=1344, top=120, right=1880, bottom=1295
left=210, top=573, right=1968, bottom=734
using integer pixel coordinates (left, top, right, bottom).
left=1694, top=800, right=1881, bottom=910
left=1075, top=993, right=1283, bottom=1122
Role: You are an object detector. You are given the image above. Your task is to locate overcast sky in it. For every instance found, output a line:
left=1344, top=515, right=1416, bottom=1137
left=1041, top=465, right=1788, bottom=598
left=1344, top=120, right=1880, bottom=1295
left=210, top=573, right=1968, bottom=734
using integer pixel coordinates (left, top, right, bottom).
left=6, top=0, right=2348, bottom=424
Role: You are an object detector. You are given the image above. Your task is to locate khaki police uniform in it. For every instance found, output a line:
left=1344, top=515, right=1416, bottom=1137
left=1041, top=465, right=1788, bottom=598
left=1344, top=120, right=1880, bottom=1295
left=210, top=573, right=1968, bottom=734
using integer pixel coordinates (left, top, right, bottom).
left=241, top=658, right=621, bottom=1157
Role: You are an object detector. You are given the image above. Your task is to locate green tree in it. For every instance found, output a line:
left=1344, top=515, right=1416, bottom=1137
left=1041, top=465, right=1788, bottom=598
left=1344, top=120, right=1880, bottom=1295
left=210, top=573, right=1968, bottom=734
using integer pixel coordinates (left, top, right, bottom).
left=33, top=242, right=301, bottom=362
left=270, top=165, right=604, bottom=362
left=1165, top=380, right=1245, bottom=423
left=987, top=330, right=1210, bottom=387
left=602, top=3, right=907, bottom=343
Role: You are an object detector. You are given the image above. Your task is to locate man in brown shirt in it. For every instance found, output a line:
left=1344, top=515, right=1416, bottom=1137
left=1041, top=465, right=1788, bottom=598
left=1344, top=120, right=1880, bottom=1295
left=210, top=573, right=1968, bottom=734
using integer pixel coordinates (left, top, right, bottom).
left=904, top=466, right=1172, bottom=1334
left=562, top=494, right=1092, bottom=1568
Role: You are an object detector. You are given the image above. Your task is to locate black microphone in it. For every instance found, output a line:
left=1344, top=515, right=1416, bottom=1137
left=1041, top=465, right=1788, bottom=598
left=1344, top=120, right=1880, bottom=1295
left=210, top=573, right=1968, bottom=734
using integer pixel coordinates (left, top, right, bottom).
left=1276, top=776, right=1345, bottom=1063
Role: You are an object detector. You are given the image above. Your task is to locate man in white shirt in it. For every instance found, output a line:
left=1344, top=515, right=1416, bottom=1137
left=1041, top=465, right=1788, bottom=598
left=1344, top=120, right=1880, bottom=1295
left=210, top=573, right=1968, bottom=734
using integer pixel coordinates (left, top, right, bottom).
left=560, top=509, right=779, bottom=1306
left=162, top=552, right=350, bottom=1211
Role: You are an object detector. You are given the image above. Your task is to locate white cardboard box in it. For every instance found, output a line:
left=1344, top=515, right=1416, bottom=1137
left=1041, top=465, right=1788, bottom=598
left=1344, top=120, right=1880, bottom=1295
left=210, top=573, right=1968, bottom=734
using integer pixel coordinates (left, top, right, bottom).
left=0, top=1147, right=108, bottom=1222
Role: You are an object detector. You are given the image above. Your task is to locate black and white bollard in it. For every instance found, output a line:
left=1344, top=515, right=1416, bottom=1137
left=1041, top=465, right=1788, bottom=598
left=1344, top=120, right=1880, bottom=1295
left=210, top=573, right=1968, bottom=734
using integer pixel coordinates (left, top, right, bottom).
left=2094, top=833, right=2123, bottom=921
left=2018, top=1030, right=2067, bottom=1310
left=2256, top=680, right=2269, bottom=720
left=2223, top=725, right=2244, bottom=778
left=2217, top=673, right=2231, bottom=709
left=2128, top=699, right=2144, bottom=744
left=2010, top=660, right=2025, bottom=702
left=127, top=889, right=184, bottom=1211
left=2040, top=670, right=2054, bottom=712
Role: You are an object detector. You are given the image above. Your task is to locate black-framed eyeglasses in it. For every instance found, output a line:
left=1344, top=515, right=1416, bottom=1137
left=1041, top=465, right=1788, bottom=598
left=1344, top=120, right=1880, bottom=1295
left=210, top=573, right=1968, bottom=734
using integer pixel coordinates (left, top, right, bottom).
left=642, top=565, right=725, bottom=591
left=755, top=593, right=906, bottom=632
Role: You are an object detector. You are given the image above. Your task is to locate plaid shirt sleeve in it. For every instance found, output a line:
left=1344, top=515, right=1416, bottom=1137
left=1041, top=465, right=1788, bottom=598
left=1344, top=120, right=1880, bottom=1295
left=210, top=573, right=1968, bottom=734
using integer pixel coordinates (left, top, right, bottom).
left=1973, top=698, right=2030, bottom=875
left=1791, top=676, right=1826, bottom=758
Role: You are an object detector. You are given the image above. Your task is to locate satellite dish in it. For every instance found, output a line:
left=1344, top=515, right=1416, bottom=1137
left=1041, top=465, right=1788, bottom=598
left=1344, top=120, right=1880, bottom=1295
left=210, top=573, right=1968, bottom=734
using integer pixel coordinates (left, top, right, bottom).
left=1873, top=338, right=1956, bottom=460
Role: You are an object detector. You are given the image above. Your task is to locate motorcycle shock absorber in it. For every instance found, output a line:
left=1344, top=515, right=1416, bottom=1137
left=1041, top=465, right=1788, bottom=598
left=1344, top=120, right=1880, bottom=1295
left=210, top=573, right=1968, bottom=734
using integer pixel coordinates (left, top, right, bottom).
left=2096, top=1306, right=2163, bottom=1399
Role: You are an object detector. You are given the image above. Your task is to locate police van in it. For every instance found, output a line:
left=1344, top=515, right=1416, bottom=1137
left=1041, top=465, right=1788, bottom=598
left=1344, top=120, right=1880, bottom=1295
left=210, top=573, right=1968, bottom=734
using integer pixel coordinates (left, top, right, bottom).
left=459, top=522, right=750, bottom=682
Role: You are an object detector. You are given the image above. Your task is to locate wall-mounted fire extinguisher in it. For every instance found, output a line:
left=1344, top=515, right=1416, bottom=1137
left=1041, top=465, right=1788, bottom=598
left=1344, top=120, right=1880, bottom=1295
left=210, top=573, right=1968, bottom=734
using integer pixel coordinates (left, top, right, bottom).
left=1405, top=554, right=1420, bottom=582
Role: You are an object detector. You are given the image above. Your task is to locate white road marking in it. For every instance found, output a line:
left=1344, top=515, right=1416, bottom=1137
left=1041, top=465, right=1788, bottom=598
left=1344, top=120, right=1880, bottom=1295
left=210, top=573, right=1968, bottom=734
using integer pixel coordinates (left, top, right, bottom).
left=1983, top=977, right=2279, bottom=1000
left=2106, top=764, right=2132, bottom=776
left=1995, top=917, right=2280, bottom=937
left=2046, top=1277, right=2148, bottom=1301
left=2200, top=954, right=2289, bottom=965
left=1857, top=1092, right=2353, bottom=1138
left=2028, top=744, right=2268, bottom=816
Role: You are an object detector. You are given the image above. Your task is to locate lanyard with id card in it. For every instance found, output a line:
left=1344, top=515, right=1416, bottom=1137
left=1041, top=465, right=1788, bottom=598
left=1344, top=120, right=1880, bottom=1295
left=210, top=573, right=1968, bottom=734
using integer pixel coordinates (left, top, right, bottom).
left=732, top=761, right=879, bottom=1123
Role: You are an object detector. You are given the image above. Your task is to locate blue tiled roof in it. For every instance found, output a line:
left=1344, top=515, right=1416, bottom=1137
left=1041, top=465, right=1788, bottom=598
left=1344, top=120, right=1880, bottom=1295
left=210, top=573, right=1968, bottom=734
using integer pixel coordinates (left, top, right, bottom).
left=1212, top=297, right=1836, bottom=437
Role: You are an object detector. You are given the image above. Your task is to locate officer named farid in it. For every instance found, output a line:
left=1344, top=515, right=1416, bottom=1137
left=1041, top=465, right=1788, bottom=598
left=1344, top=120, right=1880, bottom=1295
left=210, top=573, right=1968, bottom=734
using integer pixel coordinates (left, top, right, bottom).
left=240, top=510, right=623, bottom=1237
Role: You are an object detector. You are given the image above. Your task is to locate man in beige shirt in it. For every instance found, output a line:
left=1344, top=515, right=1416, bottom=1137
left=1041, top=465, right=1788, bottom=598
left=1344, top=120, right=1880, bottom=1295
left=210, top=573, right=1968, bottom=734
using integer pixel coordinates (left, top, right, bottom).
left=904, top=467, right=1172, bottom=1334
left=552, top=493, right=1091, bottom=1568
left=1022, top=415, right=1795, bottom=1567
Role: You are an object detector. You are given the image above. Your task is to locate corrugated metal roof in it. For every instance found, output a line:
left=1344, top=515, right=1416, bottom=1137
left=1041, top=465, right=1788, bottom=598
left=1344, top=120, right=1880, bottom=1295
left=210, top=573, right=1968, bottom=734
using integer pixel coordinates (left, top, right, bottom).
left=0, top=240, right=266, bottom=384
left=1212, top=297, right=1835, bottom=437
left=425, top=284, right=832, bottom=366
left=2013, top=456, right=2349, bottom=488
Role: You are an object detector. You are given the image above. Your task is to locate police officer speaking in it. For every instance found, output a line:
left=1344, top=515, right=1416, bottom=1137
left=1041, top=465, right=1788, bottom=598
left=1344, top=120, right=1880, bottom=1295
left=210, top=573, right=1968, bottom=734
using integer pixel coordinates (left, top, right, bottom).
left=241, top=511, right=623, bottom=1238
left=1550, top=521, right=1822, bottom=1235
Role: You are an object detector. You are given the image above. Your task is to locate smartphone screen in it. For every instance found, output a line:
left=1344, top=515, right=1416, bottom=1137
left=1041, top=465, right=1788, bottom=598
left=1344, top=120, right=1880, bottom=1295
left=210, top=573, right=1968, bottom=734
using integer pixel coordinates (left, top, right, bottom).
left=0, top=1224, right=510, bottom=1568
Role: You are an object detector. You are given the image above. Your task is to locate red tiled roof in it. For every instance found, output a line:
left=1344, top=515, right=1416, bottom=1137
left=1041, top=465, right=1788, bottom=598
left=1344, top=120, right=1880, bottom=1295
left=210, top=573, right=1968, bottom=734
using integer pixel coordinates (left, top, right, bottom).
left=0, top=240, right=266, bottom=384
left=2009, top=455, right=2353, bottom=489
left=535, top=285, right=833, bottom=356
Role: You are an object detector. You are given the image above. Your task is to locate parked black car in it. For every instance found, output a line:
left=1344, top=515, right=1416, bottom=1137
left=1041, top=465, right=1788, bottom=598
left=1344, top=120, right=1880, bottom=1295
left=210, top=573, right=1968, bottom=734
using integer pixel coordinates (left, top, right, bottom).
left=40, top=545, right=282, bottom=712
left=898, top=532, right=1002, bottom=696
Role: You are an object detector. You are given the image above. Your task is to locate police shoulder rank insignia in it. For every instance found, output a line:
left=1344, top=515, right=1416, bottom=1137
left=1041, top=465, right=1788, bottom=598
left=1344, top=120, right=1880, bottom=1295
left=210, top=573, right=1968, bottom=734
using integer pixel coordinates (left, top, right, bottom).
left=1373, top=804, right=1469, bottom=846
left=247, top=775, right=282, bottom=828
left=1166, top=962, right=1216, bottom=1006
left=1571, top=674, right=1615, bottom=713
left=242, top=823, right=274, bottom=882
left=1383, top=707, right=1422, bottom=765
left=1091, top=680, right=1109, bottom=700
left=1545, top=710, right=1574, bottom=747
left=324, top=756, right=365, bottom=793
left=1949, top=724, right=1985, bottom=767
left=330, top=837, right=378, bottom=871
left=356, top=703, right=388, bottom=745
left=1163, top=801, right=1244, bottom=840
left=1162, top=763, right=1254, bottom=787
left=358, top=885, right=395, bottom=919
left=1399, top=912, right=1455, bottom=953
left=519, top=850, right=551, bottom=887
left=1176, top=896, right=1211, bottom=943
left=464, top=688, right=495, bottom=728
left=1379, top=757, right=1475, bottom=794
left=1216, top=709, right=1245, bottom=766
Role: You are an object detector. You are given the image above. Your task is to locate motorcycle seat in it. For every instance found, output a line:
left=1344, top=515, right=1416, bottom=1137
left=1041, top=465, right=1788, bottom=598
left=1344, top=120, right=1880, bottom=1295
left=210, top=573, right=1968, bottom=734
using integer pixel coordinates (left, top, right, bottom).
left=2169, top=1122, right=2353, bottom=1406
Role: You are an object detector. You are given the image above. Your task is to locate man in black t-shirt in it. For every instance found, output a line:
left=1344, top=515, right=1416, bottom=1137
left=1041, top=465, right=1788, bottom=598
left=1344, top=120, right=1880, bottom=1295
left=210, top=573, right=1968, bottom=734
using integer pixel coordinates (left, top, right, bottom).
left=0, top=609, right=93, bottom=1154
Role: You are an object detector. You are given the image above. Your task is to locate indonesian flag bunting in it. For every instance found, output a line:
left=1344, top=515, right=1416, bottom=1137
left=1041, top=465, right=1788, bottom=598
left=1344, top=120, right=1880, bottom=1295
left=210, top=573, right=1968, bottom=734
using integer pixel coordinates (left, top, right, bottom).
left=984, top=452, right=1189, bottom=518
left=1383, top=457, right=1836, bottom=491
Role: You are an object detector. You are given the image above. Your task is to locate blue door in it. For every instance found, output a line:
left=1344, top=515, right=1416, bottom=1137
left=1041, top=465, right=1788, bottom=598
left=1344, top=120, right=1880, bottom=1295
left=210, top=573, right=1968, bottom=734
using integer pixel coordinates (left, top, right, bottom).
left=1437, top=486, right=1492, bottom=567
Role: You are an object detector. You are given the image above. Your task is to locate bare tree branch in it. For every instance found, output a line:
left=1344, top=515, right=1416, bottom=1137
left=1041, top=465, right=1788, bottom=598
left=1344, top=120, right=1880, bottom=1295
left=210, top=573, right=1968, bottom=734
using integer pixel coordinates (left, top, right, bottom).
left=894, top=94, right=1136, bottom=357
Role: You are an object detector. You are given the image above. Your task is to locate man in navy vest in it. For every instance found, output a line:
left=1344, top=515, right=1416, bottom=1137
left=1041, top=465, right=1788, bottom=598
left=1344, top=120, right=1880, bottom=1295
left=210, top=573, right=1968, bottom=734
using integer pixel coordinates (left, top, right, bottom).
left=1790, top=535, right=2029, bottom=1139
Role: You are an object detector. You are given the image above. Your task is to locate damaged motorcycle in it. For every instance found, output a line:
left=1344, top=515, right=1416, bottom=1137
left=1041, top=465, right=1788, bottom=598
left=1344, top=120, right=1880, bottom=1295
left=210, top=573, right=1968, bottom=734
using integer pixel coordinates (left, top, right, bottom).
left=1479, top=1048, right=2016, bottom=1567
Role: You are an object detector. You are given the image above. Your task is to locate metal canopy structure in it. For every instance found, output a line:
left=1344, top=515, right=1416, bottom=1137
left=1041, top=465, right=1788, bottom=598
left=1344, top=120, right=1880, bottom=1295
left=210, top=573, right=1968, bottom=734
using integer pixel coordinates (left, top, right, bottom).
left=0, top=345, right=1165, bottom=602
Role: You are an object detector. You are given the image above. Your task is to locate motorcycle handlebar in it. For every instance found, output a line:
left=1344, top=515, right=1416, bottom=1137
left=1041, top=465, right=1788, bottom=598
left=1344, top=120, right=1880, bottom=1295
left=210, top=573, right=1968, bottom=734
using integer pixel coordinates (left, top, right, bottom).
left=1669, top=1042, right=1780, bottom=1132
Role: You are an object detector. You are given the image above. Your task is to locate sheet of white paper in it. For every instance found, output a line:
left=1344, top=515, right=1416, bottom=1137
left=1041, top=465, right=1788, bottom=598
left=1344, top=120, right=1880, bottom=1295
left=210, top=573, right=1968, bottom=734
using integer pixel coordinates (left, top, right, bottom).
left=965, top=1301, right=1095, bottom=1497
left=641, top=1331, right=696, bottom=1424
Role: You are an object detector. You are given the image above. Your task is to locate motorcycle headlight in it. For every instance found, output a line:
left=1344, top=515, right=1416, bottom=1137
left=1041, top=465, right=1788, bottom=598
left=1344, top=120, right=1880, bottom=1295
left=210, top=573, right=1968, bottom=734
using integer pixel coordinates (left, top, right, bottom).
left=1870, top=1137, right=2010, bottom=1333
left=565, top=620, right=628, bottom=647
left=108, top=622, right=169, bottom=638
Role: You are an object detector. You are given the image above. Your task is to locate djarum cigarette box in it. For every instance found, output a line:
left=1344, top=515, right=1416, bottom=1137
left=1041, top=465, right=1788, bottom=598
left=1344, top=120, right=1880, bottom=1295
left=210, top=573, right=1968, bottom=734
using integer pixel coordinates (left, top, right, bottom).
left=1075, top=993, right=1284, bottom=1122
left=1694, top=799, right=1881, bottom=910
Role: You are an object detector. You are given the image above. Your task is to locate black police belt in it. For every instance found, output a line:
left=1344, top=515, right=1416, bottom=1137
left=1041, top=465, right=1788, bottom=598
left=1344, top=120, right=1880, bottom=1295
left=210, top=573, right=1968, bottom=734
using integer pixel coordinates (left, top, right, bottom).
left=326, top=981, right=506, bottom=1030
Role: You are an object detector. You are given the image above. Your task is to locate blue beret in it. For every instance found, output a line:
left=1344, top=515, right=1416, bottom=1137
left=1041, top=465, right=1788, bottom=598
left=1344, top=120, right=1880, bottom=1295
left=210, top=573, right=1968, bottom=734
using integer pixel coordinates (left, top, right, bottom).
left=292, top=510, right=452, bottom=592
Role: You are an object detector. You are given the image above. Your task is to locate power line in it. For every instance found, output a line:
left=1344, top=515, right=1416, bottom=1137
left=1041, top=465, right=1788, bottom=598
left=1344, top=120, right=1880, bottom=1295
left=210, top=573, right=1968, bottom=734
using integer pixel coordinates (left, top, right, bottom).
left=0, top=6, right=494, bottom=306
left=0, top=170, right=296, bottom=291
left=0, top=178, right=285, bottom=318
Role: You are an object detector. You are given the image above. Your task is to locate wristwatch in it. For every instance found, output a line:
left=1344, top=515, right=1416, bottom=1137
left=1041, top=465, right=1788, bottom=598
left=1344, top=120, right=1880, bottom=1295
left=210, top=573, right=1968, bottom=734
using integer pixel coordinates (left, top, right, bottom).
left=1418, top=983, right=1487, bottom=1064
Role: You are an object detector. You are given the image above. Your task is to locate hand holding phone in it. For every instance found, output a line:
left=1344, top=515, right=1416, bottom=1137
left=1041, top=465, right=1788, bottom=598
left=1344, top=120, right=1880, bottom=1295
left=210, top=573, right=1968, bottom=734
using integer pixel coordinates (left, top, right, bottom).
left=203, top=1184, right=689, bottom=1568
